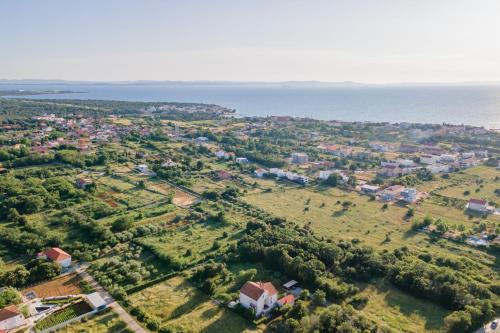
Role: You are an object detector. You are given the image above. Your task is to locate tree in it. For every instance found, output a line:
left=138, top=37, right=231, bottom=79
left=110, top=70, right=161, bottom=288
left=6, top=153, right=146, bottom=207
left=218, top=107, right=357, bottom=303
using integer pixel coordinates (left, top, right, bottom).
left=312, top=289, right=327, bottom=306
left=323, top=174, right=338, bottom=187
left=112, top=216, right=134, bottom=232
left=0, top=287, right=21, bottom=308
left=444, top=311, right=472, bottom=333
left=6, top=208, right=21, bottom=223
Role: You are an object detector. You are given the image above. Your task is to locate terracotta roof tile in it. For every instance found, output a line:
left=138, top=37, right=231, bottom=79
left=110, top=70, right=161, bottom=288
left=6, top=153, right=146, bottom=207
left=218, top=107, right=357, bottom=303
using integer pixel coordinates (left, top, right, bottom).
left=44, top=247, right=71, bottom=262
left=0, top=305, right=20, bottom=321
left=240, top=281, right=277, bottom=301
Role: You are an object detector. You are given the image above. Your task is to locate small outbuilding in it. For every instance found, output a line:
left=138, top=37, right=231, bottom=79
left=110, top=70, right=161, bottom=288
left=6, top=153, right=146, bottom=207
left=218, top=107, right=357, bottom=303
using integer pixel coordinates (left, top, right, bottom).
left=85, top=292, right=107, bottom=311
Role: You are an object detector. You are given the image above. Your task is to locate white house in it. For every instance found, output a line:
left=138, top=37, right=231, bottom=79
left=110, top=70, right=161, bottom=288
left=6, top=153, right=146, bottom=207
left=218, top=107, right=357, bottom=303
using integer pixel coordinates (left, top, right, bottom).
left=318, top=170, right=335, bottom=180
left=215, top=150, right=226, bottom=159
left=439, top=154, right=457, bottom=163
left=291, top=153, right=308, bottom=164
left=239, top=281, right=278, bottom=316
left=38, top=247, right=72, bottom=268
left=401, top=188, right=418, bottom=203
left=254, top=168, right=267, bottom=178
left=360, top=184, right=380, bottom=194
left=426, top=164, right=450, bottom=174
left=235, top=157, right=249, bottom=164
left=161, top=159, right=177, bottom=168
left=467, top=199, right=489, bottom=214
left=420, top=154, right=440, bottom=165
left=297, top=175, right=309, bottom=185
left=136, top=164, right=150, bottom=173
left=0, top=305, right=25, bottom=331
left=397, top=159, right=416, bottom=167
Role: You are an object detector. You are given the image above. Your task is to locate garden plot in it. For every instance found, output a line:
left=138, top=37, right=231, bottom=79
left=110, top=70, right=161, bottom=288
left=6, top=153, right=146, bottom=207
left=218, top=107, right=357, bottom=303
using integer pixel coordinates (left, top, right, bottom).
left=22, top=273, right=84, bottom=298
left=35, top=300, right=93, bottom=331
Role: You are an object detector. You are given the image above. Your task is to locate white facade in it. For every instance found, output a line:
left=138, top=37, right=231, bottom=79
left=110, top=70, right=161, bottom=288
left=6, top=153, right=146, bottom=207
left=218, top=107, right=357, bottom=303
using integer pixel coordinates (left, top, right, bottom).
left=58, top=257, right=72, bottom=268
left=467, top=201, right=489, bottom=213
left=426, top=164, right=450, bottom=174
left=254, top=169, right=267, bottom=178
left=291, top=153, right=309, bottom=164
left=236, top=157, right=249, bottom=164
left=0, top=306, right=25, bottom=331
left=239, top=291, right=277, bottom=316
left=420, top=155, right=440, bottom=165
left=0, top=314, right=25, bottom=330
left=136, top=164, right=149, bottom=173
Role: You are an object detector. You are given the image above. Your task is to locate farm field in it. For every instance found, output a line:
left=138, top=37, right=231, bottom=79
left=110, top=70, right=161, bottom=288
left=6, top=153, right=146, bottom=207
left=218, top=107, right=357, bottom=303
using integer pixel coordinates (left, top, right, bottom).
left=128, top=275, right=261, bottom=333
left=242, top=186, right=498, bottom=267
left=22, top=273, right=84, bottom=298
left=58, top=310, right=128, bottom=333
left=358, top=280, right=451, bottom=333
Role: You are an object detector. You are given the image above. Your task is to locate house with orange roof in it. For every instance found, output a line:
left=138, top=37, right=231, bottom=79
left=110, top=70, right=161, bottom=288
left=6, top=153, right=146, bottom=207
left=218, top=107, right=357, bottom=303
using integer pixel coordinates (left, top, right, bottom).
left=0, top=305, right=25, bottom=331
left=37, top=247, right=72, bottom=268
left=239, top=281, right=278, bottom=316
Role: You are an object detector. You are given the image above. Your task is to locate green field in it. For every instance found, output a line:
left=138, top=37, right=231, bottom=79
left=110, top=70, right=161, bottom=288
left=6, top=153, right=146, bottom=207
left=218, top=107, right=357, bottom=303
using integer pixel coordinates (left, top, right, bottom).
left=128, top=275, right=261, bottom=333
left=242, top=186, right=498, bottom=268
left=358, top=280, right=451, bottom=333
left=138, top=220, right=244, bottom=266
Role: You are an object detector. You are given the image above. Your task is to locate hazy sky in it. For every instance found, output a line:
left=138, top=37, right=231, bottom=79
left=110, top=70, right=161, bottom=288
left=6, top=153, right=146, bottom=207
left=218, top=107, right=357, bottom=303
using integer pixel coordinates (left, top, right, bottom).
left=2, top=0, right=500, bottom=83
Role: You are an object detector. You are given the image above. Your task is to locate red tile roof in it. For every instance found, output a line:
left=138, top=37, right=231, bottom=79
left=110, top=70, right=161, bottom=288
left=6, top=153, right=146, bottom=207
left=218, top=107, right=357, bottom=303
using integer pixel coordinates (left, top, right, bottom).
left=469, top=199, right=487, bottom=205
left=240, top=281, right=278, bottom=301
left=0, top=305, right=20, bottom=321
left=44, top=247, right=71, bottom=262
left=278, top=294, right=295, bottom=305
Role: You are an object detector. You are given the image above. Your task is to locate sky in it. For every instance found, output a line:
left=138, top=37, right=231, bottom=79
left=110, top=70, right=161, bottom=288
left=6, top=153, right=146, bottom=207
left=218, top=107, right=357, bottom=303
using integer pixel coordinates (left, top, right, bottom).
left=2, top=0, right=500, bottom=83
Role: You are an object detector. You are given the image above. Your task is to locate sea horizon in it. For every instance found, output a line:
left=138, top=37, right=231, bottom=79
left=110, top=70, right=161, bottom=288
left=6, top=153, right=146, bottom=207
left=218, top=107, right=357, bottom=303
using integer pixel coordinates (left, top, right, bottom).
left=1, top=81, right=500, bottom=129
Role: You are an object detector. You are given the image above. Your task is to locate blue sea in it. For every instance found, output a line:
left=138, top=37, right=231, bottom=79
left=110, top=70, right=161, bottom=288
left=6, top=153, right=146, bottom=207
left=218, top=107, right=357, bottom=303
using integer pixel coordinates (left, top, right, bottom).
left=1, top=83, right=500, bottom=129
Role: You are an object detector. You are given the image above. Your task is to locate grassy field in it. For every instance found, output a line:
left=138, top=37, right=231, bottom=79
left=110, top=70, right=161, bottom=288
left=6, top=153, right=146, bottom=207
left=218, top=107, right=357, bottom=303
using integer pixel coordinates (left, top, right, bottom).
left=242, top=186, right=498, bottom=268
left=416, top=166, right=500, bottom=206
left=129, top=275, right=261, bottom=333
left=138, top=220, right=244, bottom=266
left=58, top=310, right=129, bottom=333
left=358, top=280, right=451, bottom=333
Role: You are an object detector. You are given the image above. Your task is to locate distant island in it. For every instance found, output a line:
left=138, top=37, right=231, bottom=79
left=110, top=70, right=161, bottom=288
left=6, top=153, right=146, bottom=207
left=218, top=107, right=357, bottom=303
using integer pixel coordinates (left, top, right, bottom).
left=0, top=89, right=83, bottom=97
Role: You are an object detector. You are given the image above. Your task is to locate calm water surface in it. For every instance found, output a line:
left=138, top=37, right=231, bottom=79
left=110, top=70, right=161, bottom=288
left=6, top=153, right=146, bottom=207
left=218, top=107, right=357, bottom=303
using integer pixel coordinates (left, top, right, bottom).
left=1, top=83, right=500, bottom=128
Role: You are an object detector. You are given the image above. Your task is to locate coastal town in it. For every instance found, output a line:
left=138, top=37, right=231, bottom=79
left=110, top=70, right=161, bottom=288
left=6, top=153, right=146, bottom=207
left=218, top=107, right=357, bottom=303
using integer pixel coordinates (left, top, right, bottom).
left=0, top=98, right=499, bottom=333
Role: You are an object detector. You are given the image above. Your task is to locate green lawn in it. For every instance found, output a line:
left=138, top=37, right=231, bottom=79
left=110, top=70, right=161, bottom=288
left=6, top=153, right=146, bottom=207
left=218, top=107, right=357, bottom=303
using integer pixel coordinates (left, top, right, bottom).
left=128, top=276, right=260, bottom=333
left=358, top=280, right=451, bottom=333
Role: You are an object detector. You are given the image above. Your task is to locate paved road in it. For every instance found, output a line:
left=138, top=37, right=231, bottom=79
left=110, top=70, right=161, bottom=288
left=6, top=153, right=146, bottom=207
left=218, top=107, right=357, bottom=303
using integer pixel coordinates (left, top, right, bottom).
left=473, top=318, right=499, bottom=333
left=76, top=264, right=146, bottom=333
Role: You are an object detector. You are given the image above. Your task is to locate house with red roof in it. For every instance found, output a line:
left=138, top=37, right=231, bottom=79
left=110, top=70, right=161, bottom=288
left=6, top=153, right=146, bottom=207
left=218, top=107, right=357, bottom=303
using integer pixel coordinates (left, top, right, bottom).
left=239, top=281, right=278, bottom=316
left=0, top=305, right=25, bottom=331
left=466, top=199, right=490, bottom=214
left=37, top=247, right=72, bottom=268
